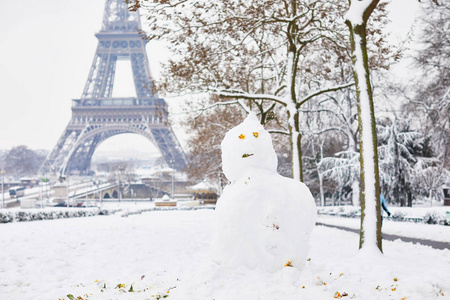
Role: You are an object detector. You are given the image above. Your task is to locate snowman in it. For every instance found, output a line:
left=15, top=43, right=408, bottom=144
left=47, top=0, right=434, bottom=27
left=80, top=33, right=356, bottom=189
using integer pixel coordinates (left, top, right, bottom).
left=211, top=112, right=316, bottom=272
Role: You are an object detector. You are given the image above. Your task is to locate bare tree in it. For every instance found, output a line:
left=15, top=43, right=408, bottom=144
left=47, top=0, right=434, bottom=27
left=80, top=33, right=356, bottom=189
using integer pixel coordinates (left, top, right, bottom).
left=134, top=0, right=360, bottom=181
left=4, top=146, right=46, bottom=177
left=108, top=161, right=137, bottom=199
left=183, top=97, right=292, bottom=184
left=183, top=104, right=247, bottom=183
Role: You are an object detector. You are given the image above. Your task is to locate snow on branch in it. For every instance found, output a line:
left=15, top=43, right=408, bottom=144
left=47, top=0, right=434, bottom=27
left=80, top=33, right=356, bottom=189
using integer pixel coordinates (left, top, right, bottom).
left=188, top=99, right=249, bottom=120
left=318, top=151, right=360, bottom=184
left=345, top=0, right=380, bottom=26
left=298, top=107, right=347, bottom=125
left=307, top=127, right=349, bottom=138
left=212, top=89, right=288, bottom=106
left=267, top=129, right=289, bottom=135
left=297, top=82, right=354, bottom=108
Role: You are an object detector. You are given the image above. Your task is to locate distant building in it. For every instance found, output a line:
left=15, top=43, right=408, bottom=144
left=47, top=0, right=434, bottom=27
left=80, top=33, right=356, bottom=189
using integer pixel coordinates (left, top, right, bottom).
left=187, top=180, right=218, bottom=204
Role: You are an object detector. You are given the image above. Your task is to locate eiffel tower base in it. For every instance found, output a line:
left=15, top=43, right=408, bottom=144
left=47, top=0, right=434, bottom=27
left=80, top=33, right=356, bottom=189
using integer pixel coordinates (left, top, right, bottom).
left=41, top=103, right=186, bottom=175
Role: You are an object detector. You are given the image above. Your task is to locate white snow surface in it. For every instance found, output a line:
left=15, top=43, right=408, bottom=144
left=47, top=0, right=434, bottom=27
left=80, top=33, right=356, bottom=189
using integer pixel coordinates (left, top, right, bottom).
left=318, top=208, right=450, bottom=243
left=216, top=113, right=316, bottom=272
left=0, top=210, right=449, bottom=300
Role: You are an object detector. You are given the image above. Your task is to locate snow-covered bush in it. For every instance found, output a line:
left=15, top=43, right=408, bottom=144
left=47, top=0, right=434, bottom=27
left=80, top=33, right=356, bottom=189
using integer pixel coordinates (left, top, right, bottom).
left=0, top=211, right=14, bottom=223
left=0, top=208, right=121, bottom=224
left=16, top=211, right=31, bottom=222
left=338, top=206, right=359, bottom=218
left=423, top=211, right=445, bottom=225
left=390, top=211, right=406, bottom=222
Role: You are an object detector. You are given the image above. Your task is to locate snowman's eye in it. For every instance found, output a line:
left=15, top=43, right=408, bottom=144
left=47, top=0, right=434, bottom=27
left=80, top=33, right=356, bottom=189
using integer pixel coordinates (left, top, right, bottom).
left=239, top=134, right=245, bottom=139
left=253, top=132, right=259, bottom=138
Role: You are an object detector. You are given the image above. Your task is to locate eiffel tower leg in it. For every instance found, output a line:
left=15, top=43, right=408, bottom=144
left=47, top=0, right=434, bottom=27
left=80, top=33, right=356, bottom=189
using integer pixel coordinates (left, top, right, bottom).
left=40, top=127, right=83, bottom=175
left=150, top=127, right=187, bottom=171
left=65, top=134, right=104, bottom=174
left=131, top=52, right=153, bottom=98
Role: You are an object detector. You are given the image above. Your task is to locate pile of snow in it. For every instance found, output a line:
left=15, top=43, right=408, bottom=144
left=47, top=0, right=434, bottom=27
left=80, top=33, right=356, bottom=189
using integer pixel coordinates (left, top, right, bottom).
left=211, top=113, right=316, bottom=271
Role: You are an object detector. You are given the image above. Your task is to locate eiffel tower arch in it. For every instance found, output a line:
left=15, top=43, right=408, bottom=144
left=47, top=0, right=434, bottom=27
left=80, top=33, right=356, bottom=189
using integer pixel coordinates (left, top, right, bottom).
left=40, top=0, right=187, bottom=175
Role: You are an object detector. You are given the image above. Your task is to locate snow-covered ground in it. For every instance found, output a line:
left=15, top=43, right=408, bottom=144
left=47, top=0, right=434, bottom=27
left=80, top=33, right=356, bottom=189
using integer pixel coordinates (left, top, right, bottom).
left=0, top=209, right=448, bottom=300
left=318, top=214, right=450, bottom=243
left=317, top=204, right=450, bottom=242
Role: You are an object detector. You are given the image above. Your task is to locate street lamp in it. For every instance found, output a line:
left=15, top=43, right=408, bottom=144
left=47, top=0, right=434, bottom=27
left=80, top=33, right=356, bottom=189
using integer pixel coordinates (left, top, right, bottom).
left=39, top=179, right=43, bottom=208
left=60, top=175, right=69, bottom=207
left=99, top=181, right=103, bottom=203
left=118, top=165, right=125, bottom=204
left=170, top=159, right=175, bottom=200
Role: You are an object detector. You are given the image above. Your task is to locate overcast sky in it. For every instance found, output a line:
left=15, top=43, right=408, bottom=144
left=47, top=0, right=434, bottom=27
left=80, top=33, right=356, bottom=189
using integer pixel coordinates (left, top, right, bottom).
left=0, top=0, right=173, bottom=160
left=0, top=0, right=421, bottom=157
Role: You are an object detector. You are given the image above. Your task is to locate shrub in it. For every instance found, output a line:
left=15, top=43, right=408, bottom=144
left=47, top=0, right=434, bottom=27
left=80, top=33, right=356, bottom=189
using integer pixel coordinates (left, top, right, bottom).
left=390, top=211, right=406, bottom=222
left=423, top=211, right=445, bottom=225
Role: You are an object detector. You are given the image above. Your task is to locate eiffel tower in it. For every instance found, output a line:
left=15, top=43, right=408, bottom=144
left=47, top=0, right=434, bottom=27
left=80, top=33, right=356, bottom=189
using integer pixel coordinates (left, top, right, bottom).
left=40, top=0, right=187, bottom=175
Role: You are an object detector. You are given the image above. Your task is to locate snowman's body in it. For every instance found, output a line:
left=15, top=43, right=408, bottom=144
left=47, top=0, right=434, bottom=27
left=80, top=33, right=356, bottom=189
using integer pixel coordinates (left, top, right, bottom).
left=211, top=113, right=316, bottom=272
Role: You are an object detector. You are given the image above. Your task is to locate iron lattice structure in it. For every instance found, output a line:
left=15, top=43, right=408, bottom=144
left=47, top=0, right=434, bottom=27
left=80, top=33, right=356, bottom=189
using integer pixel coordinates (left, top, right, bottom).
left=40, top=0, right=187, bottom=175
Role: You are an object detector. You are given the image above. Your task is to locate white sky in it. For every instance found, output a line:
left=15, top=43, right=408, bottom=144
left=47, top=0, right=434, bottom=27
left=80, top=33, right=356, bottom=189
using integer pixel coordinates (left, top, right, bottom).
left=0, top=0, right=171, bottom=158
left=0, top=0, right=421, bottom=155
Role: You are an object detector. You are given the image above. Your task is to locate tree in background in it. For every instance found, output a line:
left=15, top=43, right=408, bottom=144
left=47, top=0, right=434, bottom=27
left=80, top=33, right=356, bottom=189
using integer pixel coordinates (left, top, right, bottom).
left=108, top=161, right=137, bottom=183
left=302, top=132, right=347, bottom=206
left=412, top=159, right=447, bottom=205
left=182, top=104, right=246, bottom=185
left=183, top=99, right=292, bottom=186
left=108, top=161, right=137, bottom=199
left=0, top=150, right=5, bottom=170
left=3, top=146, right=46, bottom=178
left=406, top=1, right=450, bottom=169
left=302, top=77, right=361, bottom=206
left=377, top=117, right=420, bottom=207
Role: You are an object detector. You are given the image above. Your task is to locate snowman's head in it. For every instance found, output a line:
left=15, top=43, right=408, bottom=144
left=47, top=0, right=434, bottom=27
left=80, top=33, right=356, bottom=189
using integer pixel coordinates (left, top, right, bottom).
left=221, top=112, right=278, bottom=182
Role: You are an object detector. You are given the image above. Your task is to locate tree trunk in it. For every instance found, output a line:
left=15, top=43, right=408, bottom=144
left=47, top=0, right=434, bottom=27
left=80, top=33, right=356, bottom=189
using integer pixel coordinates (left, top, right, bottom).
left=286, top=0, right=304, bottom=182
left=288, top=113, right=304, bottom=182
left=346, top=1, right=382, bottom=252
left=319, top=172, right=325, bottom=206
left=392, top=125, right=403, bottom=206
left=286, top=39, right=303, bottom=181
left=352, top=180, right=360, bottom=207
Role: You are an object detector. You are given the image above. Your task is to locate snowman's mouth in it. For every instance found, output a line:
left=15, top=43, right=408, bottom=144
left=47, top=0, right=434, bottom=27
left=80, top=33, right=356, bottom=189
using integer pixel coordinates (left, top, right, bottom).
left=242, top=153, right=254, bottom=158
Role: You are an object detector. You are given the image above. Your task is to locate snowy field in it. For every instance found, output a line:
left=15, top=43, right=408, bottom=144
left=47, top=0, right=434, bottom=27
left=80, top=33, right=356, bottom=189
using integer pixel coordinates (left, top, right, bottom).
left=0, top=209, right=449, bottom=300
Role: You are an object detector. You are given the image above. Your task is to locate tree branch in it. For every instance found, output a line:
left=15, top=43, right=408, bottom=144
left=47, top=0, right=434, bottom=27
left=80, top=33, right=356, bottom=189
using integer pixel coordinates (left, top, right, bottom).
left=297, top=82, right=354, bottom=108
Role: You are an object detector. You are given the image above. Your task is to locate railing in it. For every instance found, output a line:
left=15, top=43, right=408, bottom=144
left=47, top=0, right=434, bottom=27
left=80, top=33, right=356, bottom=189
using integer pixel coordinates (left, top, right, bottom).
left=72, top=98, right=166, bottom=107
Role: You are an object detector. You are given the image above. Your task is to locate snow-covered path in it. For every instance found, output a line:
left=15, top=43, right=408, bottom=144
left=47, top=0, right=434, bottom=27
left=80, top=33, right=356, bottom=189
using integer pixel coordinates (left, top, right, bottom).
left=318, top=214, right=450, bottom=243
left=0, top=210, right=449, bottom=300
